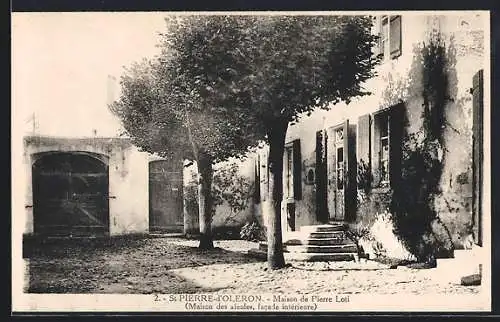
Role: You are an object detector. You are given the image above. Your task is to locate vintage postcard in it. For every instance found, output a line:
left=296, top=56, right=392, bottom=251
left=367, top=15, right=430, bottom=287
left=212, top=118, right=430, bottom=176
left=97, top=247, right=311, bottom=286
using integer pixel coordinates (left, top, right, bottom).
left=11, top=10, right=491, bottom=313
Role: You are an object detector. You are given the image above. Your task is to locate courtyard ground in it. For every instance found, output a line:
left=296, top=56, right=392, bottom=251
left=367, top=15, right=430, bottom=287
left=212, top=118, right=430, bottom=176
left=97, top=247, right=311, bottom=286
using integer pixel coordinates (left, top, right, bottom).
left=23, top=236, right=483, bottom=296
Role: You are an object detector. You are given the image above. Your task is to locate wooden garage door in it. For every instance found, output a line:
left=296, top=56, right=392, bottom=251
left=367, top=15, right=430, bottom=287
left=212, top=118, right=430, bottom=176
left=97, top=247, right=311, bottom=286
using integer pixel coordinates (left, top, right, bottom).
left=149, top=160, right=183, bottom=233
left=32, top=152, right=109, bottom=236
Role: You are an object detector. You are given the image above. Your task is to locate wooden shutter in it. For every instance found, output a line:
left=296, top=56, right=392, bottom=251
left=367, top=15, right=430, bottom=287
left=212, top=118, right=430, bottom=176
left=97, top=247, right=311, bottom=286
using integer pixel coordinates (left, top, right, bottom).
left=345, top=121, right=357, bottom=221
left=374, top=16, right=383, bottom=58
left=390, top=16, right=402, bottom=59
left=357, top=114, right=371, bottom=173
left=283, top=146, right=291, bottom=198
left=389, top=103, right=405, bottom=188
left=254, top=156, right=261, bottom=203
left=292, top=139, right=302, bottom=200
left=472, top=69, right=484, bottom=246
left=315, top=130, right=328, bottom=222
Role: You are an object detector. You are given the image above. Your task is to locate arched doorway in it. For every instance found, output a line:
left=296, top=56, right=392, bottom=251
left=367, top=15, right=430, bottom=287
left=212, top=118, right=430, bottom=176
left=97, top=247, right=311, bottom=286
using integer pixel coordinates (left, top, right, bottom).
left=32, top=152, right=109, bottom=236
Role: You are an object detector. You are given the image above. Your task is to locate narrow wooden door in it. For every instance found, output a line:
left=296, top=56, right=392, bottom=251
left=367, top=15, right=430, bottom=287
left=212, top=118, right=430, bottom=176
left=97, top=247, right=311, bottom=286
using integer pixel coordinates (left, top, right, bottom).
left=149, top=160, right=184, bottom=233
left=327, top=120, right=356, bottom=222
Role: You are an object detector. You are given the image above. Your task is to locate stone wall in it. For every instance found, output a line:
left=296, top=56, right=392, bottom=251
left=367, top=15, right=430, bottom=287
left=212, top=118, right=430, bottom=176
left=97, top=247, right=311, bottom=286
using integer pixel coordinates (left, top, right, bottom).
left=183, top=156, right=260, bottom=238
left=22, top=136, right=151, bottom=236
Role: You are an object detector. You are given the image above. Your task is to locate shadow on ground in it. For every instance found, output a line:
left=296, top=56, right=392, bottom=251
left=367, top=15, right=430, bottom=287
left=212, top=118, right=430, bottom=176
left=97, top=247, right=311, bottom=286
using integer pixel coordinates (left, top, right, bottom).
left=24, top=236, right=260, bottom=294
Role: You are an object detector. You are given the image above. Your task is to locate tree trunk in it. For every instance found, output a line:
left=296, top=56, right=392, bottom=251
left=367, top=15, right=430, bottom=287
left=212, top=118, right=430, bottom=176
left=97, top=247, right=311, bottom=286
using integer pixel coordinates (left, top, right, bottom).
left=197, top=153, right=214, bottom=250
left=266, top=122, right=288, bottom=269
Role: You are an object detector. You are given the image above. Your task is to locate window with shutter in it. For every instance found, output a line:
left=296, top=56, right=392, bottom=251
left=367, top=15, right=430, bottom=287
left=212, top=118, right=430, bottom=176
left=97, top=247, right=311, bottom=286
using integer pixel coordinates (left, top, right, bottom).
left=377, top=15, right=402, bottom=61
left=390, top=16, right=402, bottom=58
left=371, top=111, right=385, bottom=187
left=380, top=16, right=389, bottom=60
left=371, top=104, right=405, bottom=188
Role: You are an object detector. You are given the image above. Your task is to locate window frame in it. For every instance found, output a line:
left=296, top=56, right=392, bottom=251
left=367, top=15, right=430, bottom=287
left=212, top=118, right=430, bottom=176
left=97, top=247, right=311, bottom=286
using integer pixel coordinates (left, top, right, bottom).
left=378, top=15, right=402, bottom=61
left=372, top=108, right=392, bottom=188
left=379, top=113, right=391, bottom=186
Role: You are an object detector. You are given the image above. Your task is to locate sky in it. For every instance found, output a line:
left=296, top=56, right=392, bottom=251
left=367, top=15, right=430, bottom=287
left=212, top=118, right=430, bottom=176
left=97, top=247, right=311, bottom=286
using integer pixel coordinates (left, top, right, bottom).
left=12, top=12, right=168, bottom=138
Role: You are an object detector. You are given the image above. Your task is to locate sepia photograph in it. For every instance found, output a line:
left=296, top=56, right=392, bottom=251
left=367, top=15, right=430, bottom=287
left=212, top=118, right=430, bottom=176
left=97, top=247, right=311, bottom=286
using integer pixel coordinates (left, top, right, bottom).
left=11, top=10, right=491, bottom=312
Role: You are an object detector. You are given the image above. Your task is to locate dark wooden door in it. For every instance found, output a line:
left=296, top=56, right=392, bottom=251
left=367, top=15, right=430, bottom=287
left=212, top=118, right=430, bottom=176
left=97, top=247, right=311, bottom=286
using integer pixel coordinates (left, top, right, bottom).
left=32, top=152, right=109, bottom=236
left=149, top=160, right=183, bottom=233
left=315, top=130, right=328, bottom=223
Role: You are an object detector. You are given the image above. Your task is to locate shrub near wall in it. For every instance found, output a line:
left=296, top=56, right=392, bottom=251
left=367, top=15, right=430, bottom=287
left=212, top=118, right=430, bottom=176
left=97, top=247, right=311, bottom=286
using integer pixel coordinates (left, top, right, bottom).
left=184, top=160, right=257, bottom=239
left=351, top=177, right=415, bottom=261
left=390, top=32, right=460, bottom=262
left=353, top=30, right=469, bottom=262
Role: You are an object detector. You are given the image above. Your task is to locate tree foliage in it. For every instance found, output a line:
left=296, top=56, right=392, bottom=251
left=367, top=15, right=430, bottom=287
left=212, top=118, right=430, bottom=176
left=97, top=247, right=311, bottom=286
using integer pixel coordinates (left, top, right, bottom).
left=159, top=15, right=379, bottom=131
left=157, top=15, right=378, bottom=268
left=112, top=14, right=379, bottom=263
left=110, top=59, right=256, bottom=164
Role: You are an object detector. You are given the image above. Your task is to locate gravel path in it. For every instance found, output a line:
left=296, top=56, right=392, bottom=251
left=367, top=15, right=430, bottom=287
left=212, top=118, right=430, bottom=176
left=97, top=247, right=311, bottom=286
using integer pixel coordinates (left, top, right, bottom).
left=24, top=236, right=482, bottom=296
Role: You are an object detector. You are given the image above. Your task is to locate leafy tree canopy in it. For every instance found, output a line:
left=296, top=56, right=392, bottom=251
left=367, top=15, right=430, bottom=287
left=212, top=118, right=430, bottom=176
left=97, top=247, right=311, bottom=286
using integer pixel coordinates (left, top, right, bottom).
left=158, top=15, right=379, bottom=138
left=112, top=15, right=378, bottom=160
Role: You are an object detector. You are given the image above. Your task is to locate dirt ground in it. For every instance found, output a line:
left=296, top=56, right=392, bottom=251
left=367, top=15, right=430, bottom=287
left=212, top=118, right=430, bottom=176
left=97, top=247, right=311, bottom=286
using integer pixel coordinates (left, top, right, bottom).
left=23, top=236, right=482, bottom=295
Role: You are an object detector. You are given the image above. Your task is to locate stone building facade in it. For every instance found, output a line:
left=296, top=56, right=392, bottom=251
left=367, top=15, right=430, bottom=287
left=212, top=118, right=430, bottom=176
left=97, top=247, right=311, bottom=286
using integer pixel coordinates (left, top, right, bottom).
left=250, top=12, right=488, bottom=258
left=22, top=136, right=163, bottom=237
left=20, top=14, right=488, bottom=261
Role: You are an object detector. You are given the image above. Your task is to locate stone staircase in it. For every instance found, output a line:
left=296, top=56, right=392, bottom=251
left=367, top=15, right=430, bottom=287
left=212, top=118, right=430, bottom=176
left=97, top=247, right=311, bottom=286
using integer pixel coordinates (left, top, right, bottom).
left=248, top=223, right=359, bottom=262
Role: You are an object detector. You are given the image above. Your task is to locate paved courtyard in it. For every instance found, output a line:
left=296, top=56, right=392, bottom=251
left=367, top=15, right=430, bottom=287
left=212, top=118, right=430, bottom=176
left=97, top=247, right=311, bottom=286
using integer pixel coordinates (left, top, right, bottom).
left=23, top=236, right=483, bottom=297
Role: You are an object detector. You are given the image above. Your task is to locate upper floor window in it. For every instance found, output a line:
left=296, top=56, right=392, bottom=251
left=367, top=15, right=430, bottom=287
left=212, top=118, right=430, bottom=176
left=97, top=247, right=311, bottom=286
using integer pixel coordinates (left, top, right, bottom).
left=378, top=15, right=402, bottom=61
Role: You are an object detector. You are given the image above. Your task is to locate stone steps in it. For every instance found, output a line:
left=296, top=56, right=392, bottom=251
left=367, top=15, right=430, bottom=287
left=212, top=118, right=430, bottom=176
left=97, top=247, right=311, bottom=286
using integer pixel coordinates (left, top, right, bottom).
left=258, top=243, right=357, bottom=253
left=287, top=244, right=357, bottom=254
left=248, top=223, right=358, bottom=262
left=309, top=231, right=345, bottom=238
left=247, top=249, right=356, bottom=262
left=294, top=238, right=347, bottom=246
left=288, top=252, right=356, bottom=262
left=299, top=224, right=345, bottom=233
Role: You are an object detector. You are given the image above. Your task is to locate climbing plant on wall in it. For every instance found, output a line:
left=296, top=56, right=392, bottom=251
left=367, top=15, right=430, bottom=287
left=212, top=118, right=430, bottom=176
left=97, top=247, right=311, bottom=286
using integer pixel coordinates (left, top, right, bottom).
left=391, top=31, right=455, bottom=262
